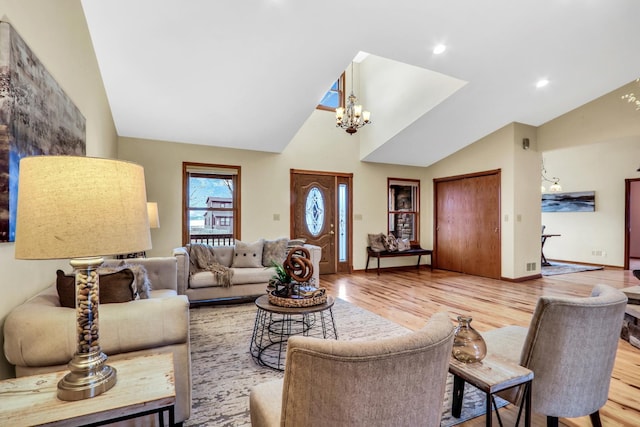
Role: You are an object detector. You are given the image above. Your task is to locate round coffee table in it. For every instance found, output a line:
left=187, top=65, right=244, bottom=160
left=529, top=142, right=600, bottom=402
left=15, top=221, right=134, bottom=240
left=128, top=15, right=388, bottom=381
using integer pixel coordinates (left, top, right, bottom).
left=249, top=294, right=338, bottom=371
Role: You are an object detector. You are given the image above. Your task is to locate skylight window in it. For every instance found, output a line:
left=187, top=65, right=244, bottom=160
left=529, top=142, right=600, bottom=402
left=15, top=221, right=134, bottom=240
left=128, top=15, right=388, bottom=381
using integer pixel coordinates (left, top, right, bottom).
left=317, top=72, right=345, bottom=111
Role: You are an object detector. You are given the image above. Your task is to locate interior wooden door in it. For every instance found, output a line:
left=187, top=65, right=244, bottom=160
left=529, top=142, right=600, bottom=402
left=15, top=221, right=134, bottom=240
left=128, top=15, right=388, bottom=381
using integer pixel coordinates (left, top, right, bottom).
left=291, top=172, right=337, bottom=274
left=435, top=179, right=464, bottom=272
left=434, top=171, right=501, bottom=279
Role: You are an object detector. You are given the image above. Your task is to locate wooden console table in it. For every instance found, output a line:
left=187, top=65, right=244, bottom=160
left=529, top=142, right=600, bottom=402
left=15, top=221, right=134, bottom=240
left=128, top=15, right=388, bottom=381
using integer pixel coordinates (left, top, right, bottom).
left=0, top=353, right=176, bottom=426
left=365, top=246, right=433, bottom=275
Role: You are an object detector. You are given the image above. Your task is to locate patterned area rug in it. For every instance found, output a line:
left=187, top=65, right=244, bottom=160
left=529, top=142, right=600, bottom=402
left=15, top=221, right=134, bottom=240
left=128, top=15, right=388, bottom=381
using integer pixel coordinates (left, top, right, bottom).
left=541, top=261, right=604, bottom=276
left=186, top=299, right=506, bottom=426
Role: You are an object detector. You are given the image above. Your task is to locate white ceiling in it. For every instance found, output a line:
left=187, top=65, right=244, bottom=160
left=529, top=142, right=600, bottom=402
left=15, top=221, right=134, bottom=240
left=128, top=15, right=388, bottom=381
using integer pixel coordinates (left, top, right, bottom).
left=81, top=0, right=640, bottom=167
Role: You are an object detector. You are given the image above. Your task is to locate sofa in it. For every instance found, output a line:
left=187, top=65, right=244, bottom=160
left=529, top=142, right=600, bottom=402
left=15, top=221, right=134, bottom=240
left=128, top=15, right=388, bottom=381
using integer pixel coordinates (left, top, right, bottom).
left=3, top=256, right=192, bottom=425
left=173, top=238, right=321, bottom=304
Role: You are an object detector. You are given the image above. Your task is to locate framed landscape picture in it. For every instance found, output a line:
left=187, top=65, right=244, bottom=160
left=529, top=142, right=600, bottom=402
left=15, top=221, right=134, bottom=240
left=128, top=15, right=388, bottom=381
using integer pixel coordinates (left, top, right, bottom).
left=542, top=191, right=595, bottom=213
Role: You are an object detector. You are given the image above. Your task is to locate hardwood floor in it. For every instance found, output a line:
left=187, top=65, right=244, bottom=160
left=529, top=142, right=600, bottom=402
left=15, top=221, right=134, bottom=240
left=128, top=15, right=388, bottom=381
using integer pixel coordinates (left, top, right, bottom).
left=317, top=267, right=640, bottom=427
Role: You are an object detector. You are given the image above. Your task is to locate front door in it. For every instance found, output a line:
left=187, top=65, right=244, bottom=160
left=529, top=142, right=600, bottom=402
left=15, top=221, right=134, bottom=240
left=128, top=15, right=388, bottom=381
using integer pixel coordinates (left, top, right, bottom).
left=291, top=170, right=352, bottom=275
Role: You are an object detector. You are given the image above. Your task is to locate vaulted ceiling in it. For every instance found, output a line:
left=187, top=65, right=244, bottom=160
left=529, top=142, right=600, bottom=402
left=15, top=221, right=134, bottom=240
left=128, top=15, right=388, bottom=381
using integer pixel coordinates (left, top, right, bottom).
left=81, top=0, right=640, bottom=167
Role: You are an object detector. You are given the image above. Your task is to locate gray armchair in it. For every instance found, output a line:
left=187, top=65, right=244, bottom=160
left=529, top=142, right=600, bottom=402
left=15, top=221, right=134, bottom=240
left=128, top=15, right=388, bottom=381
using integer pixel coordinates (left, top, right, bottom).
left=482, top=284, right=627, bottom=427
left=249, top=311, right=455, bottom=427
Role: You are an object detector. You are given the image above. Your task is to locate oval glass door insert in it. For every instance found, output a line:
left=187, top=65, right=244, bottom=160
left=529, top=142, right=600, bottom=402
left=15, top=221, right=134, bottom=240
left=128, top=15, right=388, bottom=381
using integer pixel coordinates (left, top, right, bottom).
left=305, top=187, right=325, bottom=236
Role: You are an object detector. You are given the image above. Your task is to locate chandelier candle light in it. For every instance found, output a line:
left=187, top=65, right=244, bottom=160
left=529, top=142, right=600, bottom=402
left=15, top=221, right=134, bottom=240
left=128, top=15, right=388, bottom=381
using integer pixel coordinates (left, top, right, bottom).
left=336, top=63, right=371, bottom=135
left=621, top=78, right=640, bottom=111
left=14, top=156, right=151, bottom=400
left=541, top=159, right=562, bottom=193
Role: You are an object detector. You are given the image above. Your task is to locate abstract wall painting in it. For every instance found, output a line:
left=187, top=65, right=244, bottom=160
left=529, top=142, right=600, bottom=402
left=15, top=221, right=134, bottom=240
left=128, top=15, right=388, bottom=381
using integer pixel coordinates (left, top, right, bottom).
left=0, top=22, right=86, bottom=242
left=542, top=191, right=596, bottom=213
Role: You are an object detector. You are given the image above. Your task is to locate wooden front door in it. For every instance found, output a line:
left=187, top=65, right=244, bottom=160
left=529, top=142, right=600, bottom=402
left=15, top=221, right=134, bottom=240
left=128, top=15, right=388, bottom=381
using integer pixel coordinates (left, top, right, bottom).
left=291, top=170, right=352, bottom=275
left=434, top=170, right=501, bottom=279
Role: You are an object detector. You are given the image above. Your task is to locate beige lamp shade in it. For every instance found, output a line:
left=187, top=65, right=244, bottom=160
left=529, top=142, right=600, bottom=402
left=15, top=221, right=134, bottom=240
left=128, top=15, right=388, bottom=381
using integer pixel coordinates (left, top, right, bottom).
left=15, top=156, right=152, bottom=259
left=147, top=202, right=160, bottom=229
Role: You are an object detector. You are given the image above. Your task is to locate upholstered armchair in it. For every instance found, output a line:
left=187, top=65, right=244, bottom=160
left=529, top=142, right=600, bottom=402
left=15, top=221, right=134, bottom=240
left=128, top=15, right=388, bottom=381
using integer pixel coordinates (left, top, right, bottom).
left=249, top=311, right=455, bottom=427
left=482, top=284, right=627, bottom=427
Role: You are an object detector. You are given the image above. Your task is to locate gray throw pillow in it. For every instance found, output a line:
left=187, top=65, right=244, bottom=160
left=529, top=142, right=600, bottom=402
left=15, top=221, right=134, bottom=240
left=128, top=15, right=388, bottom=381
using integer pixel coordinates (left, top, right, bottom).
left=368, top=233, right=386, bottom=252
left=232, top=239, right=265, bottom=268
left=263, top=237, right=288, bottom=267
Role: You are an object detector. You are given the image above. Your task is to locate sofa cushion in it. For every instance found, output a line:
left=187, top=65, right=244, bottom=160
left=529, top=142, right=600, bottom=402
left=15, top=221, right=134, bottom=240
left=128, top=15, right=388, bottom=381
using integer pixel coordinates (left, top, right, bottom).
left=232, top=267, right=276, bottom=285
left=56, top=269, right=136, bottom=308
left=212, top=245, right=234, bottom=267
left=368, top=233, right=386, bottom=252
left=232, top=239, right=264, bottom=268
left=190, top=267, right=276, bottom=288
left=100, top=261, right=152, bottom=299
left=262, top=237, right=288, bottom=267
left=3, top=285, right=189, bottom=368
left=190, top=272, right=224, bottom=289
left=287, top=238, right=306, bottom=248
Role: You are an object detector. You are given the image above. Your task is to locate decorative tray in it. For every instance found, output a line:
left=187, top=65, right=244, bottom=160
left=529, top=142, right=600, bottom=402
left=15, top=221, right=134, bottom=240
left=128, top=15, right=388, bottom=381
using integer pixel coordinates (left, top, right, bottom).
left=268, top=289, right=327, bottom=308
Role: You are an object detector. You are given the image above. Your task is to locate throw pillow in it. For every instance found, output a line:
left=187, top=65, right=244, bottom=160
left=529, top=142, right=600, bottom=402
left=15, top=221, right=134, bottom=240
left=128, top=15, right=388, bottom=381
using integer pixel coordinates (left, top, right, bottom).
left=56, top=269, right=136, bottom=308
left=368, top=233, right=386, bottom=252
left=118, top=263, right=152, bottom=299
left=262, top=237, right=289, bottom=267
left=384, top=234, right=399, bottom=252
left=232, top=239, right=265, bottom=268
left=397, top=238, right=411, bottom=251
left=98, top=261, right=152, bottom=299
left=287, top=238, right=307, bottom=248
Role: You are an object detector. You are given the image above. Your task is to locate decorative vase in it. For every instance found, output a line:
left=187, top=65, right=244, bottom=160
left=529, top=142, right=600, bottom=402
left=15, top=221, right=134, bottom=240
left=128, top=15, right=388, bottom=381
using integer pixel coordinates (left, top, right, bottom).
left=452, top=315, right=487, bottom=363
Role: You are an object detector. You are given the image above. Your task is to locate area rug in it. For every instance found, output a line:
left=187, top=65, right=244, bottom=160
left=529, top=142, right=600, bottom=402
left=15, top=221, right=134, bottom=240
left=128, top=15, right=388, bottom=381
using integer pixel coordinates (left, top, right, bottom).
left=542, top=261, right=604, bottom=276
left=186, top=299, right=507, bottom=426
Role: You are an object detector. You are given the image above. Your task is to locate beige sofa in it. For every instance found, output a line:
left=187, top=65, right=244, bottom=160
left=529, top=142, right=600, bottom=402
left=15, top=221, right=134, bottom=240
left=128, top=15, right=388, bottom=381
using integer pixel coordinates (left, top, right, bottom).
left=3, top=257, right=192, bottom=425
left=173, top=240, right=321, bottom=304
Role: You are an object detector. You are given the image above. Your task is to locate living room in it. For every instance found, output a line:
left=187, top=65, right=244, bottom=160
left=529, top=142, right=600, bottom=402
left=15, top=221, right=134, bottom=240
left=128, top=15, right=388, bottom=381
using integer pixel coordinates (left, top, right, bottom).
left=1, top=1, right=640, bottom=425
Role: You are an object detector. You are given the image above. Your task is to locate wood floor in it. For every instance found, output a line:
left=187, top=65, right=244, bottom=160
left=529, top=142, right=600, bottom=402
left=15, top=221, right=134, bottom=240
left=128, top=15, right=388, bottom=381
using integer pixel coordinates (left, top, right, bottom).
left=317, top=266, right=640, bottom=427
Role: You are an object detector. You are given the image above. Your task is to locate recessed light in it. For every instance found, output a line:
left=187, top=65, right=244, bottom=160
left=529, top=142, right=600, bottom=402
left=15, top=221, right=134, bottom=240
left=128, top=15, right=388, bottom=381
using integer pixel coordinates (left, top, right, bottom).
left=536, top=79, right=550, bottom=89
left=433, top=44, right=447, bottom=55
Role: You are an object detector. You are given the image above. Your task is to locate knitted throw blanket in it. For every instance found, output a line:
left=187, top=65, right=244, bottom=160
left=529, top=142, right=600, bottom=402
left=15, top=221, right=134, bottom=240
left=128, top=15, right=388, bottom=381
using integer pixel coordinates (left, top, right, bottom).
left=187, top=243, right=234, bottom=287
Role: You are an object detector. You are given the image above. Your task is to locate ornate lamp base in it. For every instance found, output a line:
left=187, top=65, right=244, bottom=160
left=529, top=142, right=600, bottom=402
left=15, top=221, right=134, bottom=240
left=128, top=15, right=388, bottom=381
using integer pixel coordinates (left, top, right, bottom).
left=58, top=350, right=117, bottom=401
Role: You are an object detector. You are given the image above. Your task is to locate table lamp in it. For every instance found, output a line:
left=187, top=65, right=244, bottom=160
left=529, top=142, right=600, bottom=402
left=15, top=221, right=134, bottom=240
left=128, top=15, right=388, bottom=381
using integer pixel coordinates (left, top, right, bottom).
left=147, top=202, right=160, bottom=229
left=14, top=156, right=151, bottom=401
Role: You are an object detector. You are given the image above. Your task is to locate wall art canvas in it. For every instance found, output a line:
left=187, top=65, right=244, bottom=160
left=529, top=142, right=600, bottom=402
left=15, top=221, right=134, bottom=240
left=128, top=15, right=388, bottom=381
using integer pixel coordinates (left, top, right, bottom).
left=0, top=22, right=86, bottom=242
left=542, top=191, right=596, bottom=213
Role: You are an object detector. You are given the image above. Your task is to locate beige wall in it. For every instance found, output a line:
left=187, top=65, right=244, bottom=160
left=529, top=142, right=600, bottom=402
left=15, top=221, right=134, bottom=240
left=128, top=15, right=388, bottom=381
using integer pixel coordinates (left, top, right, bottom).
left=2, top=0, right=639, bottom=381
left=119, top=109, right=429, bottom=267
left=423, top=123, right=542, bottom=279
left=0, top=0, right=117, bottom=379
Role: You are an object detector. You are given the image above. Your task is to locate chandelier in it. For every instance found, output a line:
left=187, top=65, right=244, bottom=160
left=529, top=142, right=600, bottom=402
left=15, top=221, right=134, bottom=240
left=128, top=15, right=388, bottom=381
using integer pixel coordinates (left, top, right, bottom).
left=541, top=159, right=562, bottom=193
left=621, top=78, right=640, bottom=111
left=335, top=63, right=371, bottom=135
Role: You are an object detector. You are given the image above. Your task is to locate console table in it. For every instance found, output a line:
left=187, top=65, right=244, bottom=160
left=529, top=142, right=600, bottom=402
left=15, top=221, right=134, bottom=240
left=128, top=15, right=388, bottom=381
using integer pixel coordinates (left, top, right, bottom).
left=541, top=233, right=561, bottom=267
left=0, top=353, right=176, bottom=426
left=365, top=246, right=433, bottom=275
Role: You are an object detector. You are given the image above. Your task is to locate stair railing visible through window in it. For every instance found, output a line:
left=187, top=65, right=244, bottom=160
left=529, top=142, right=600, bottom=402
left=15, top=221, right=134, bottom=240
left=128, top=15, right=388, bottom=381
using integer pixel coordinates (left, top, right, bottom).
left=182, top=162, right=241, bottom=246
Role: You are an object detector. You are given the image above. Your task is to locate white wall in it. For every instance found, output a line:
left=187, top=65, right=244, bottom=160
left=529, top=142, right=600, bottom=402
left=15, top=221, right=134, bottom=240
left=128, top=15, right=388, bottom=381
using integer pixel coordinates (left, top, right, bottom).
left=538, top=79, right=640, bottom=267
left=541, top=139, right=640, bottom=266
left=0, top=0, right=117, bottom=379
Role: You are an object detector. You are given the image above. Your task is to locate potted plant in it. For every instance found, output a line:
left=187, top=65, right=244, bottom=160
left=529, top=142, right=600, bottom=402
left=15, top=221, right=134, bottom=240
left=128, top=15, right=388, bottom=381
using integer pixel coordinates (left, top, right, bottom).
left=269, top=261, right=294, bottom=297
